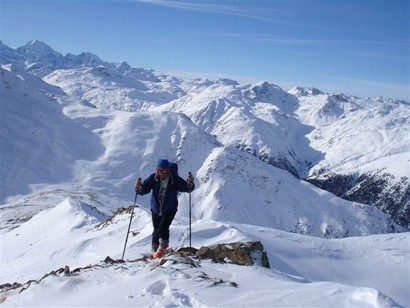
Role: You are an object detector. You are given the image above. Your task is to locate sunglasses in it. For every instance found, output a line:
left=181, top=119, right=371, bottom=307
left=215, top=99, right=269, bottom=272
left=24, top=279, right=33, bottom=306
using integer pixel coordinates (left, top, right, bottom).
left=157, top=168, right=169, bottom=174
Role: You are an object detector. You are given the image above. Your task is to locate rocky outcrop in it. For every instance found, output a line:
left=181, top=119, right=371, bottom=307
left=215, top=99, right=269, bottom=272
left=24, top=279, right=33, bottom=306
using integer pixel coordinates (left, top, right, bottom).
left=194, top=241, right=270, bottom=268
left=0, top=241, right=271, bottom=294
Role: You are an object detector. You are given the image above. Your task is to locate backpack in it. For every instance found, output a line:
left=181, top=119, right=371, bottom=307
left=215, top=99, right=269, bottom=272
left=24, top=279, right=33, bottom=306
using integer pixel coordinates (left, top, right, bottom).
left=169, top=162, right=178, bottom=177
left=168, top=162, right=182, bottom=193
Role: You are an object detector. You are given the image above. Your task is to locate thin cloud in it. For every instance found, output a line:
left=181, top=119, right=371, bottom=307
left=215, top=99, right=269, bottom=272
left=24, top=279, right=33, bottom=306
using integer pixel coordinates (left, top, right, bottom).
left=135, top=0, right=294, bottom=23
left=218, top=33, right=409, bottom=47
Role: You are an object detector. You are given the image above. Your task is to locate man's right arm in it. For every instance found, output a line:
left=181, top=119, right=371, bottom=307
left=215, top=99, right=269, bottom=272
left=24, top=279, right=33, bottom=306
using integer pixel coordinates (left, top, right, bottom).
left=135, top=174, right=155, bottom=195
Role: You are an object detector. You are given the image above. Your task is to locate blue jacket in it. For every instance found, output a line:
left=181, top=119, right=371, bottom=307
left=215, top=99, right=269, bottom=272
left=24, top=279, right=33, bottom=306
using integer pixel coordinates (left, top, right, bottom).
left=136, top=173, right=195, bottom=215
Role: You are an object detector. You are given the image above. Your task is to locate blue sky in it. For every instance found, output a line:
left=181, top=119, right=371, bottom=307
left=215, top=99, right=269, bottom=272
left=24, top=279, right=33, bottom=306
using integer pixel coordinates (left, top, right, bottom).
left=1, top=0, right=409, bottom=100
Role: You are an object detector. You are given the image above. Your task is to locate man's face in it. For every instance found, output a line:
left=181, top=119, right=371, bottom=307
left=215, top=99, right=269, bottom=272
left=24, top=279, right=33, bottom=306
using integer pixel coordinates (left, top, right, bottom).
left=157, top=167, right=169, bottom=180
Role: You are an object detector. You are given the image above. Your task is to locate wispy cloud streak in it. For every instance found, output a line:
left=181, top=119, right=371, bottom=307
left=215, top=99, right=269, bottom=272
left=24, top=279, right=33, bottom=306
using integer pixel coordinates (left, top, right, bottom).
left=218, top=33, right=410, bottom=47
left=135, top=0, right=293, bottom=23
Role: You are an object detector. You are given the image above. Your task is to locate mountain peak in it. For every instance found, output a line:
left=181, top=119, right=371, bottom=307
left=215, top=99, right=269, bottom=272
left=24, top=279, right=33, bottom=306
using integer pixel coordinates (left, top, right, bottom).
left=289, top=86, right=325, bottom=97
left=249, top=81, right=288, bottom=102
left=28, top=39, right=48, bottom=47
left=17, top=40, right=57, bottom=54
left=77, top=52, right=102, bottom=63
left=116, top=61, right=131, bottom=71
left=215, top=78, right=239, bottom=86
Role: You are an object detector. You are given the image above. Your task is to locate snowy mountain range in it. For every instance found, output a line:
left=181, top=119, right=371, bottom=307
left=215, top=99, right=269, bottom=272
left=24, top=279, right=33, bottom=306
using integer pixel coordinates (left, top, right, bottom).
left=2, top=40, right=408, bottom=231
left=1, top=40, right=409, bottom=307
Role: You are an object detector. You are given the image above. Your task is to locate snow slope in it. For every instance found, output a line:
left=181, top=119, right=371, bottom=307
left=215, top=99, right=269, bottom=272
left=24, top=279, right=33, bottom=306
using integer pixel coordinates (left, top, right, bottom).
left=290, top=88, right=410, bottom=178
left=1, top=199, right=409, bottom=307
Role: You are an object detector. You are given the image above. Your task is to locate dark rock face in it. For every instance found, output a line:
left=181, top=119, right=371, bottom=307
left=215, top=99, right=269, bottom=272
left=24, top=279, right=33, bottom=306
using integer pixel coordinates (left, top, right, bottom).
left=195, top=241, right=270, bottom=268
left=307, top=171, right=410, bottom=229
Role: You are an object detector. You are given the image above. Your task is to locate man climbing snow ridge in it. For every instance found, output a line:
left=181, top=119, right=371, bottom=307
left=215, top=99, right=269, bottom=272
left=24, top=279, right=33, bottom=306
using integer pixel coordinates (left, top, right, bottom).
left=135, top=159, right=195, bottom=258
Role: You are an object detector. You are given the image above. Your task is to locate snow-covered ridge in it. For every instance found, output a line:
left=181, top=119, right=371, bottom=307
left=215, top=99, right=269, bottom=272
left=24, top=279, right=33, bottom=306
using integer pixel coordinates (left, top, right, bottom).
left=1, top=199, right=409, bottom=307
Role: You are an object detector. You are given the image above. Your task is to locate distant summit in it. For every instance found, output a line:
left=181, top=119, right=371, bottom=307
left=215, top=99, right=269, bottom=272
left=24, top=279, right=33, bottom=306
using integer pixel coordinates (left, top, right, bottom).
left=288, top=86, right=325, bottom=97
left=17, top=39, right=57, bottom=54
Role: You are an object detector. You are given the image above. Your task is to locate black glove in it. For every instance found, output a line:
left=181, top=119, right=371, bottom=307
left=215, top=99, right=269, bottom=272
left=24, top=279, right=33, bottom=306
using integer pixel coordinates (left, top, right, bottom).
left=187, top=172, right=194, bottom=187
left=135, top=178, right=142, bottom=192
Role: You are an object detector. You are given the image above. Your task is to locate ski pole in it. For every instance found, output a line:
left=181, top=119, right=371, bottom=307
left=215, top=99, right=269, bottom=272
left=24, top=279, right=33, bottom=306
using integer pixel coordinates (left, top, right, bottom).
left=188, top=172, right=192, bottom=248
left=189, top=191, right=192, bottom=248
left=121, top=184, right=139, bottom=260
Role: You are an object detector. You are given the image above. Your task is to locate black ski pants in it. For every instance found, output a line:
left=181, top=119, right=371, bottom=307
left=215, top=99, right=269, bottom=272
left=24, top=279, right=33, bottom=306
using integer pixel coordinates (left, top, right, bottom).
left=151, top=210, right=177, bottom=250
